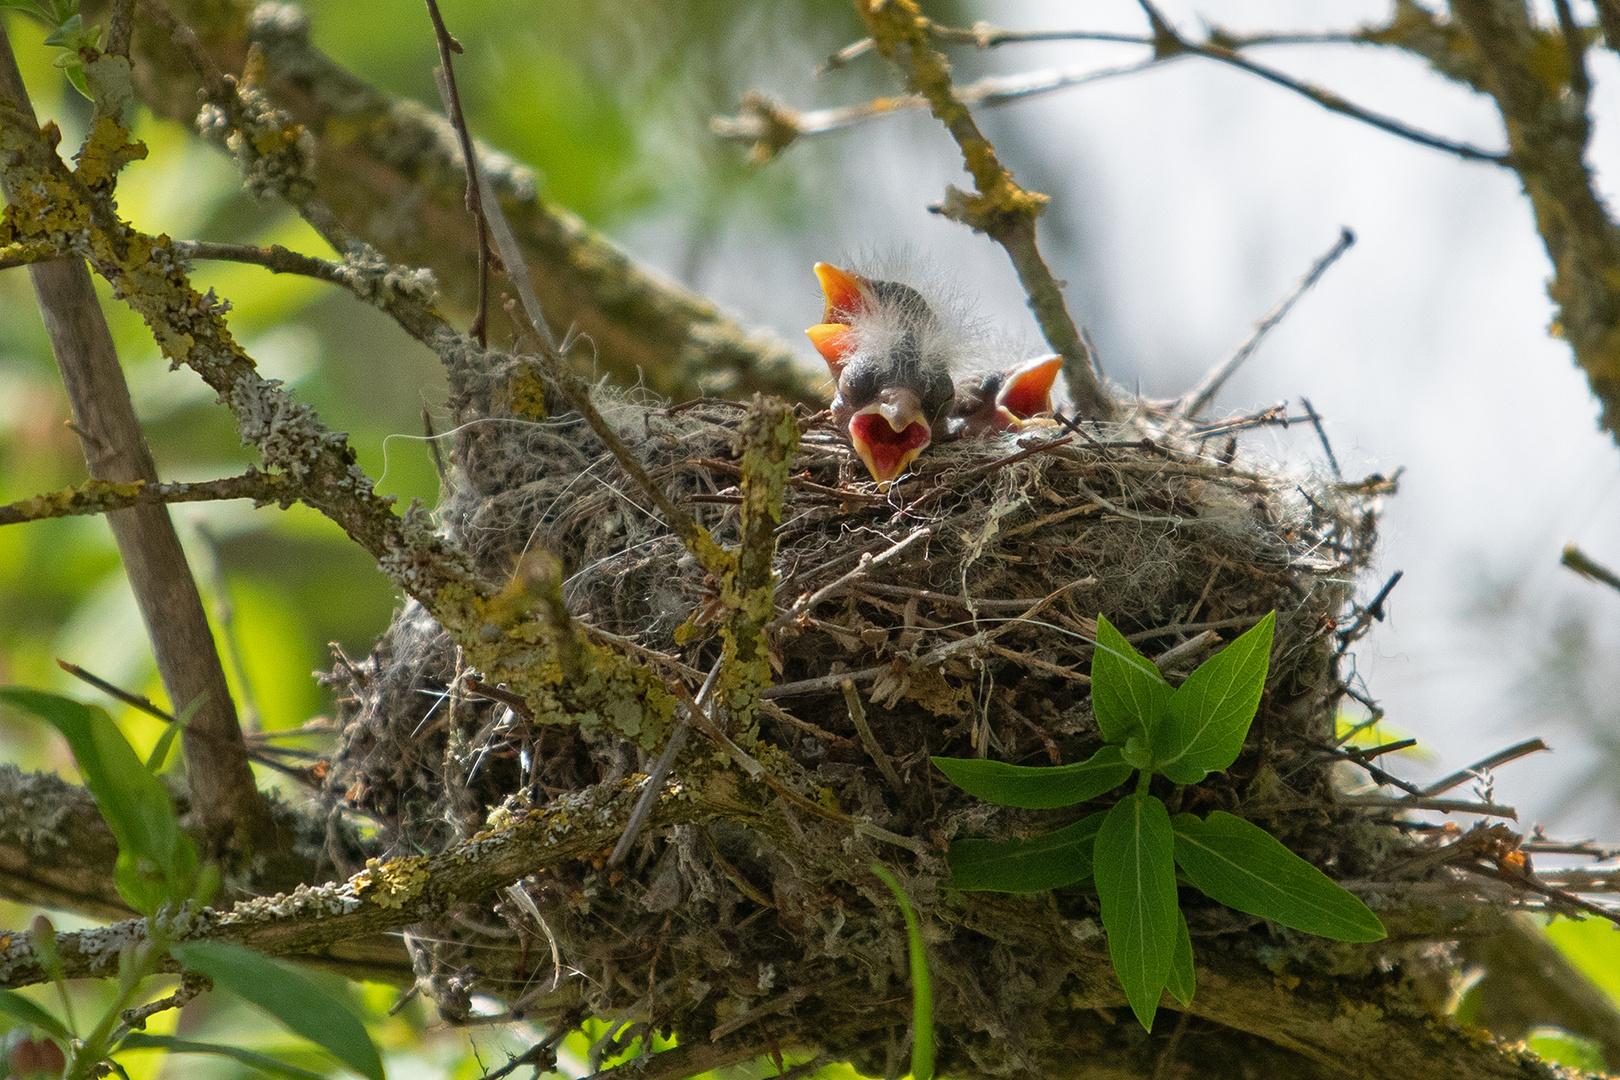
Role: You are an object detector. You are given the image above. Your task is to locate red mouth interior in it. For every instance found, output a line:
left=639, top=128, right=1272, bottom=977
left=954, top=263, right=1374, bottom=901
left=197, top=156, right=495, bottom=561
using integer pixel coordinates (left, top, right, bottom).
left=999, top=360, right=1062, bottom=418
left=851, top=413, right=931, bottom=480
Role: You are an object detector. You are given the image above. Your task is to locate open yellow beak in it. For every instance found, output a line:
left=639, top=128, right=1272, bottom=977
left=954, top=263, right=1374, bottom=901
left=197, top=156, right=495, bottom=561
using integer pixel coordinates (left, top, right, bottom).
left=848, top=388, right=931, bottom=487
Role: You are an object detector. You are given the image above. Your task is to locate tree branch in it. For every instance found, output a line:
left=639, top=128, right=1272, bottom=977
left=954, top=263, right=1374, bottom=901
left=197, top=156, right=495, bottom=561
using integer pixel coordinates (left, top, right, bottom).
left=0, top=27, right=279, bottom=863
left=1386, top=1, right=1620, bottom=442
left=125, top=0, right=816, bottom=404
left=854, top=0, right=1116, bottom=420
left=0, top=471, right=295, bottom=527
left=0, top=774, right=758, bottom=989
left=736, top=11, right=1508, bottom=167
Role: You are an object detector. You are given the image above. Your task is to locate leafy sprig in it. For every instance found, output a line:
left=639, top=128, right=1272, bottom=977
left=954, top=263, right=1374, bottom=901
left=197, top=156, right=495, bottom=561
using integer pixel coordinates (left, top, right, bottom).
left=0, top=688, right=387, bottom=1080
left=932, top=611, right=1385, bottom=1031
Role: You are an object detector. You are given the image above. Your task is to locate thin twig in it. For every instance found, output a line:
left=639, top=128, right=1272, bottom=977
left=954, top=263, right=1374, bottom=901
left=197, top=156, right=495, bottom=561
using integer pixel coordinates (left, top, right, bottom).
left=57, top=660, right=175, bottom=723
left=112, top=972, right=208, bottom=1042
left=423, top=0, right=490, bottom=345
left=761, top=665, right=892, bottom=700
left=782, top=13, right=1509, bottom=168
left=1299, top=396, right=1342, bottom=480
left=0, top=471, right=295, bottom=527
left=1561, top=544, right=1620, bottom=595
left=719, top=58, right=1165, bottom=149
left=1340, top=794, right=1517, bottom=819
left=1419, top=739, right=1549, bottom=798
left=781, top=527, right=931, bottom=626
left=841, top=680, right=903, bottom=791
left=441, top=68, right=723, bottom=576
left=1177, top=228, right=1356, bottom=416
left=1312, top=738, right=1425, bottom=797
left=607, top=661, right=722, bottom=867
left=709, top=986, right=810, bottom=1042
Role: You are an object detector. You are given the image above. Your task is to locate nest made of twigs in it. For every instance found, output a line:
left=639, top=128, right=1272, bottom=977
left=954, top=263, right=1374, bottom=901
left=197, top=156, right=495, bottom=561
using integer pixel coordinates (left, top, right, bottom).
left=317, top=356, right=1410, bottom=1075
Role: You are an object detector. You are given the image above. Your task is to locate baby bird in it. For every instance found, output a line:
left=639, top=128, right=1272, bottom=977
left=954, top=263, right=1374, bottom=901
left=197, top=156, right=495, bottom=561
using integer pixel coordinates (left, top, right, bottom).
left=806, top=262, right=1065, bottom=484
left=808, top=263, right=956, bottom=487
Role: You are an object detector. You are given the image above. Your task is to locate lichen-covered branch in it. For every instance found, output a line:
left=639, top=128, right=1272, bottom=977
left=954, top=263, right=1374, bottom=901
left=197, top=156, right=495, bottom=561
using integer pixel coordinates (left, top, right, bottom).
left=719, top=395, right=798, bottom=730
left=0, top=471, right=295, bottom=526
left=854, top=0, right=1116, bottom=421
left=0, top=237, right=64, bottom=269
left=173, top=239, right=446, bottom=345
left=0, top=774, right=758, bottom=990
left=1358, top=1, right=1620, bottom=443
left=125, top=0, right=816, bottom=404
left=0, top=48, right=679, bottom=780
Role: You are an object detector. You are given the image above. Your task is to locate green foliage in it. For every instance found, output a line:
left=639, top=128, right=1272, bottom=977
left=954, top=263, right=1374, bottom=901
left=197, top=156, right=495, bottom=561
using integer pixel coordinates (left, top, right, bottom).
left=1093, top=793, right=1180, bottom=1031
left=1171, top=812, right=1385, bottom=942
left=1152, top=615, right=1274, bottom=783
left=1089, top=614, right=1170, bottom=748
left=930, top=746, right=1131, bottom=809
left=1524, top=1027, right=1607, bottom=1073
left=172, top=942, right=386, bottom=1080
left=935, top=611, right=1384, bottom=1031
left=0, top=1, right=96, bottom=99
left=1167, top=910, right=1195, bottom=1007
left=0, top=690, right=385, bottom=1079
left=119, top=1034, right=331, bottom=1080
left=0, top=688, right=201, bottom=915
left=871, top=865, right=933, bottom=1080
left=947, top=812, right=1105, bottom=892
left=0, top=990, right=70, bottom=1044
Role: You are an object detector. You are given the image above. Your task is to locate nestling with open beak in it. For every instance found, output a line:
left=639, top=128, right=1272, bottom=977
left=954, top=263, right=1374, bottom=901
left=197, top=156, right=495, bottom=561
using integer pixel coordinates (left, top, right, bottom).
left=807, top=262, right=1067, bottom=485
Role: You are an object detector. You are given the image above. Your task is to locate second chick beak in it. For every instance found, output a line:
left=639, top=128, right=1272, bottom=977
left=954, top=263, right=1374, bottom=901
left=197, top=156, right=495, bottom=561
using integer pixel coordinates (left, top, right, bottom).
left=997, top=354, right=1064, bottom=420
left=848, top=387, right=931, bottom=487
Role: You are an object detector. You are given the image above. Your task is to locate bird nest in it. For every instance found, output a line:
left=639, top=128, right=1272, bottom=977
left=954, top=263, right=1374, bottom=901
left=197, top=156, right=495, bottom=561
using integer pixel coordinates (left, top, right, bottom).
left=318, top=349, right=1410, bottom=1075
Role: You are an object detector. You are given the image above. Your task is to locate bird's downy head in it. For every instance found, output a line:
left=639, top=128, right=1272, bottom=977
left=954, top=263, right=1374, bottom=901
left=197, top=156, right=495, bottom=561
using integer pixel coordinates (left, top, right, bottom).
left=809, top=262, right=959, bottom=487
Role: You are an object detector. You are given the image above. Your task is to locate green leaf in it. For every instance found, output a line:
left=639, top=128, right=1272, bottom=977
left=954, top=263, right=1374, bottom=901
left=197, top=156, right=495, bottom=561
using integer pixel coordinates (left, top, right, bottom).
left=145, top=694, right=203, bottom=774
left=1167, top=909, right=1195, bottom=1006
left=0, top=688, right=198, bottom=913
left=1091, top=615, right=1172, bottom=747
left=871, top=866, right=934, bottom=1080
left=931, top=745, right=1132, bottom=809
left=1171, top=811, right=1385, bottom=942
left=0, top=990, right=71, bottom=1042
left=1093, top=793, right=1179, bottom=1032
left=61, top=61, right=92, bottom=102
left=946, top=811, right=1106, bottom=892
left=41, top=11, right=82, bottom=46
left=173, top=942, right=385, bottom=1080
left=1153, top=613, right=1275, bottom=784
left=1522, top=1027, right=1607, bottom=1073
left=118, top=1034, right=330, bottom=1080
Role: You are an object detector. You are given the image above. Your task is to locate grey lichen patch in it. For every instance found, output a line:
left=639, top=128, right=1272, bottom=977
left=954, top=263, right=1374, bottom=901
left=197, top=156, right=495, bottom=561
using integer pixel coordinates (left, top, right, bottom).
left=0, top=767, right=88, bottom=851
left=224, top=880, right=364, bottom=923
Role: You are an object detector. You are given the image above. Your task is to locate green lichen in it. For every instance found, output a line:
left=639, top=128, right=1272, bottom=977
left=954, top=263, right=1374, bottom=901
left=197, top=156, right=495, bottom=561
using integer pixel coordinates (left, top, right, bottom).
left=352, top=855, right=431, bottom=909
left=717, top=397, right=798, bottom=733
